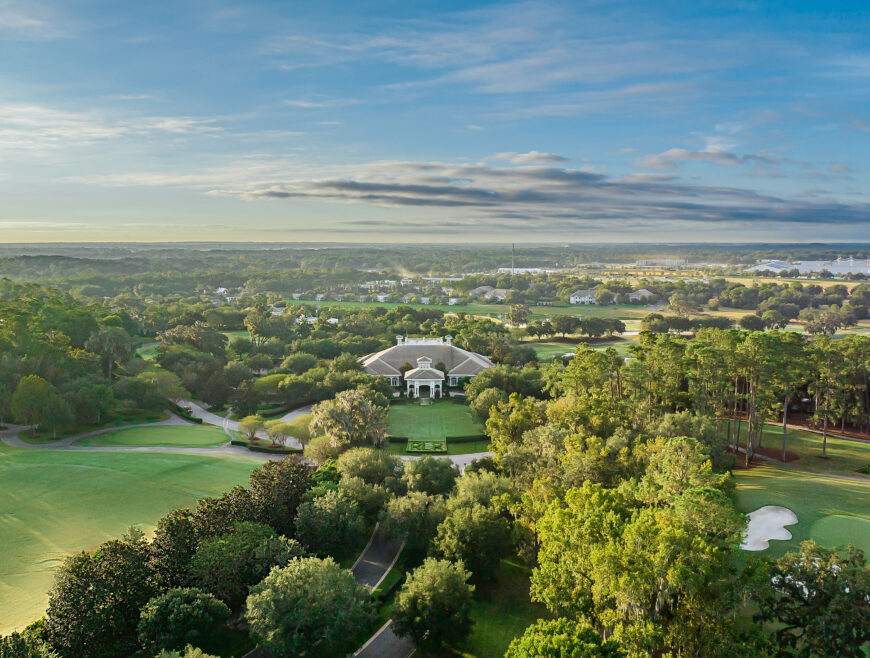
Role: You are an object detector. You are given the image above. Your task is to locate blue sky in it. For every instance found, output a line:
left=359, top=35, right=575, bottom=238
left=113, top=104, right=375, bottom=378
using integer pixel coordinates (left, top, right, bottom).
left=1, top=0, right=869, bottom=242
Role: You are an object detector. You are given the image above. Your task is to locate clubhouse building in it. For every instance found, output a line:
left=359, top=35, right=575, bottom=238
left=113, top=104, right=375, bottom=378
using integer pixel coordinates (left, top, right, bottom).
left=360, top=335, right=494, bottom=398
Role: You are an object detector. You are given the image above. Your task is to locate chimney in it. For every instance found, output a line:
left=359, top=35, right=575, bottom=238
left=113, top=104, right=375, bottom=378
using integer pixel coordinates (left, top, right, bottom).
left=396, top=335, right=404, bottom=345
left=444, top=335, right=453, bottom=345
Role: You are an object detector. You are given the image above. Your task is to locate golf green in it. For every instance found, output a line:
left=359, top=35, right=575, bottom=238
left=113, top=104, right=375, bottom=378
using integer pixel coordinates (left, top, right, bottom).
left=73, top=424, right=228, bottom=448
left=386, top=401, right=483, bottom=440
left=734, top=464, right=870, bottom=557
left=810, top=515, right=870, bottom=554
left=0, top=445, right=262, bottom=633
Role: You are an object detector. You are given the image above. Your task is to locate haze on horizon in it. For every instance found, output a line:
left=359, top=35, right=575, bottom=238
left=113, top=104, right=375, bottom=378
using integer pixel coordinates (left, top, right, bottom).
left=1, top=0, right=869, bottom=243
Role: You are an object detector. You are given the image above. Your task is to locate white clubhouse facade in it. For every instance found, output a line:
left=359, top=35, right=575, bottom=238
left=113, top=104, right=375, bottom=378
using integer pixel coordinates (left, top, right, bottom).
left=360, top=336, right=494, bottom=398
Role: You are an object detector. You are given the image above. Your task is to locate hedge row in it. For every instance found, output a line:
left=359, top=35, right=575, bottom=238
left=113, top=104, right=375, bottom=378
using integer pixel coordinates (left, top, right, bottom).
left=445, top=434, right=487, bottom=443
left=229, top=439, right=301, bottom=455
left=169, top=402, right=203, bottom=424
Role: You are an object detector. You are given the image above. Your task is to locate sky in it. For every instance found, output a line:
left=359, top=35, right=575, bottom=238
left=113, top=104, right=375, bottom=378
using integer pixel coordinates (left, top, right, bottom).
left=1, top=0, right=869, bottom=243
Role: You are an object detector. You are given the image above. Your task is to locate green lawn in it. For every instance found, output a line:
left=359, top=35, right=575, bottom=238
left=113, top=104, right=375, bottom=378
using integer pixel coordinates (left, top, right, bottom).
left=529, top=337, right=638, bottom=361
left=736, top=420, right=870, bottom=477
left=18, top=412, right=170, bottom=445
left=447, top=559, right=548, bottom=657
left=734, top=465, right=870, bottom=557
left=387, top=401, right=483, bottom=440
left=0, top=442, right=262, bottom=634
left=135, top=343, right=158, bottom=360
left=73, top=424, right=229, bottom=448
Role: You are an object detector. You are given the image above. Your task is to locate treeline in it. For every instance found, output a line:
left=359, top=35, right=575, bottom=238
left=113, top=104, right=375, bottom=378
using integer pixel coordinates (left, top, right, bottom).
left=0, top=280, right=185, bottom=436
left=465, top=327, right=870, bottom=655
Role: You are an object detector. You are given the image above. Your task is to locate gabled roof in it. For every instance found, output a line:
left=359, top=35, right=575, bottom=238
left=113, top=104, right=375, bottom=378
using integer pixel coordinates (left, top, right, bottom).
left=360, top=339, right=494, bottom=379
left=405, top=367, right=444, bottom=380
left=570, top=289, right=597, bottom=298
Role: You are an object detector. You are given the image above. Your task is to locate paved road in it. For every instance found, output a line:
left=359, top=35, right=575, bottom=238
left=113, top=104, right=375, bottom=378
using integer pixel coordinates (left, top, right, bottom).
left=180, top=400, right=312, bottom=449
left=355, top=621, right=414, bottom=658
left=351, top=522, right=405, bottom=589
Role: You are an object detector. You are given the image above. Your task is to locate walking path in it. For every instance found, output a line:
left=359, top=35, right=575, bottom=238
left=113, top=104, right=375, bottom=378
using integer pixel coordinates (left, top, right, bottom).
left=180, top=400, right=311, bottom=449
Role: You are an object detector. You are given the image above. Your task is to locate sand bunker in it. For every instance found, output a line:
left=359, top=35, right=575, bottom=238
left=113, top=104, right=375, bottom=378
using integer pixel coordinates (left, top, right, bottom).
left=742, top=506, right=798, bottom=551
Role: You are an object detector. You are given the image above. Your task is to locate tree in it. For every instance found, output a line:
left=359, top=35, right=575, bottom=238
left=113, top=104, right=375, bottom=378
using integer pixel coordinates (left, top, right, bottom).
left=552, top=315, right=581, bottom=337
left=86, top=326, right=135, bottom=379
left=739, top=314, right=765, bottom=331
left=46, top=529, right=156, bottom=657
left=753, top=541, right=870, bottom=657
left=248, top=457, right=312, bottom=537
left=393, top=559, right=474, bottom=650
left=531, top=482, right=745, bottom=656
left=433, top=503, right=512, bottom=580
left=294, top=490, right=366, bottom=558
left=469, top=386, right=508, bottom=420
left=380, top=491, right=447, bottom=552
left=263, top=419, right=293, bottom=446
left=506, top=618, right=625, bottom=658
left=156, top=645, right=218, bottom=658
left=336, top=447, right=401, bottom=486
left=309, top=389, right=387, bottom=450
left=137, top=588, right=229, bottom=655
left=150, top=509, right=198, bottom=589
left=401, top=456, right=459, bottom=496
left=508, top=304, right=530, bottom=326
left=238, top=414, right=264, bottom=441
left=191, top=521, right=304, bottom=608
left=10, top=375, right=52, bottom=429
left=245, top=557, right=374, bottom=657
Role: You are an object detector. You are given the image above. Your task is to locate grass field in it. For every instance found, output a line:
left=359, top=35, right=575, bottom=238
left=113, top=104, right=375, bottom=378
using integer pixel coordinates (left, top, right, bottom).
left=736, top=420, right=870, bottom=476
left=448, top=559, right=547, bottom=657
left=734, top=465, right=870, bottom=557
left=529, top=337, right=639, bottom=360
left=0, top=442, right=262, bottom=634
left=386, top=401, right=483, bottom=440
left=73, top=424, right=229, bottom=448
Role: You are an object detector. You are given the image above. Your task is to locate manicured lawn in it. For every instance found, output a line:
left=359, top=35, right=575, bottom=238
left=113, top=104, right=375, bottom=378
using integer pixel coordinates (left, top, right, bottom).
left=73, top=424, right=228, bottom=448
left=734, top=420, right=870, bottom=477
left=18, top=412, right=170, bottom=445
left=387, top=401, right=483, bottom=440
left=529, top=337, right=638, bottom=361
left=0, top=442, right=262, bottom=634
left=447, top=559, right=548, bottom=657
left=734, top=464, right=870, bottom=557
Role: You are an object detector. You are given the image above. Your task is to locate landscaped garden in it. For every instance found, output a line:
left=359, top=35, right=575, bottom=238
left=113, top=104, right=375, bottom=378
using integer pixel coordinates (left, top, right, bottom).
left=385, top=400, right=487, bottom=455
left=0, top=442, right=262, bottom=634
left=73, top=424, right=228, bottom=448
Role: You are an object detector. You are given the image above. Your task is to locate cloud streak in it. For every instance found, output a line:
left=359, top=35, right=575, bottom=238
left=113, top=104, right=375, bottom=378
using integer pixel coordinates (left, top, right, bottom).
left=72, top=157, right=870, bottom=233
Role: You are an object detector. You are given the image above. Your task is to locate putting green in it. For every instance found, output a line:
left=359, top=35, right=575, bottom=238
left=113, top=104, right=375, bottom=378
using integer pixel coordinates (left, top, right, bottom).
left=73, top=424, right=227, bottom=448
left=734, top=464, right=870, bottom=557
left=810, top=515, right=870, bottom=554
left=0, top=445, right=261, bottom=634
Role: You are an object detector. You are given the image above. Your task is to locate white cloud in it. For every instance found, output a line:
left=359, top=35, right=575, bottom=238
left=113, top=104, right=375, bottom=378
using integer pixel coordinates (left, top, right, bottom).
left=0, top=103, right=222, bottom=152
left=493, top=150, right=567, bottom=164
left=283, top=98, right=359, bottom=108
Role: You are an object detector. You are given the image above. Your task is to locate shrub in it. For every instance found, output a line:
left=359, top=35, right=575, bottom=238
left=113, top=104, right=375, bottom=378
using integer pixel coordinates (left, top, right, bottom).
left=304, top=435, right=345, bottom=464
left=138, top=588, right=229, bottom=654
